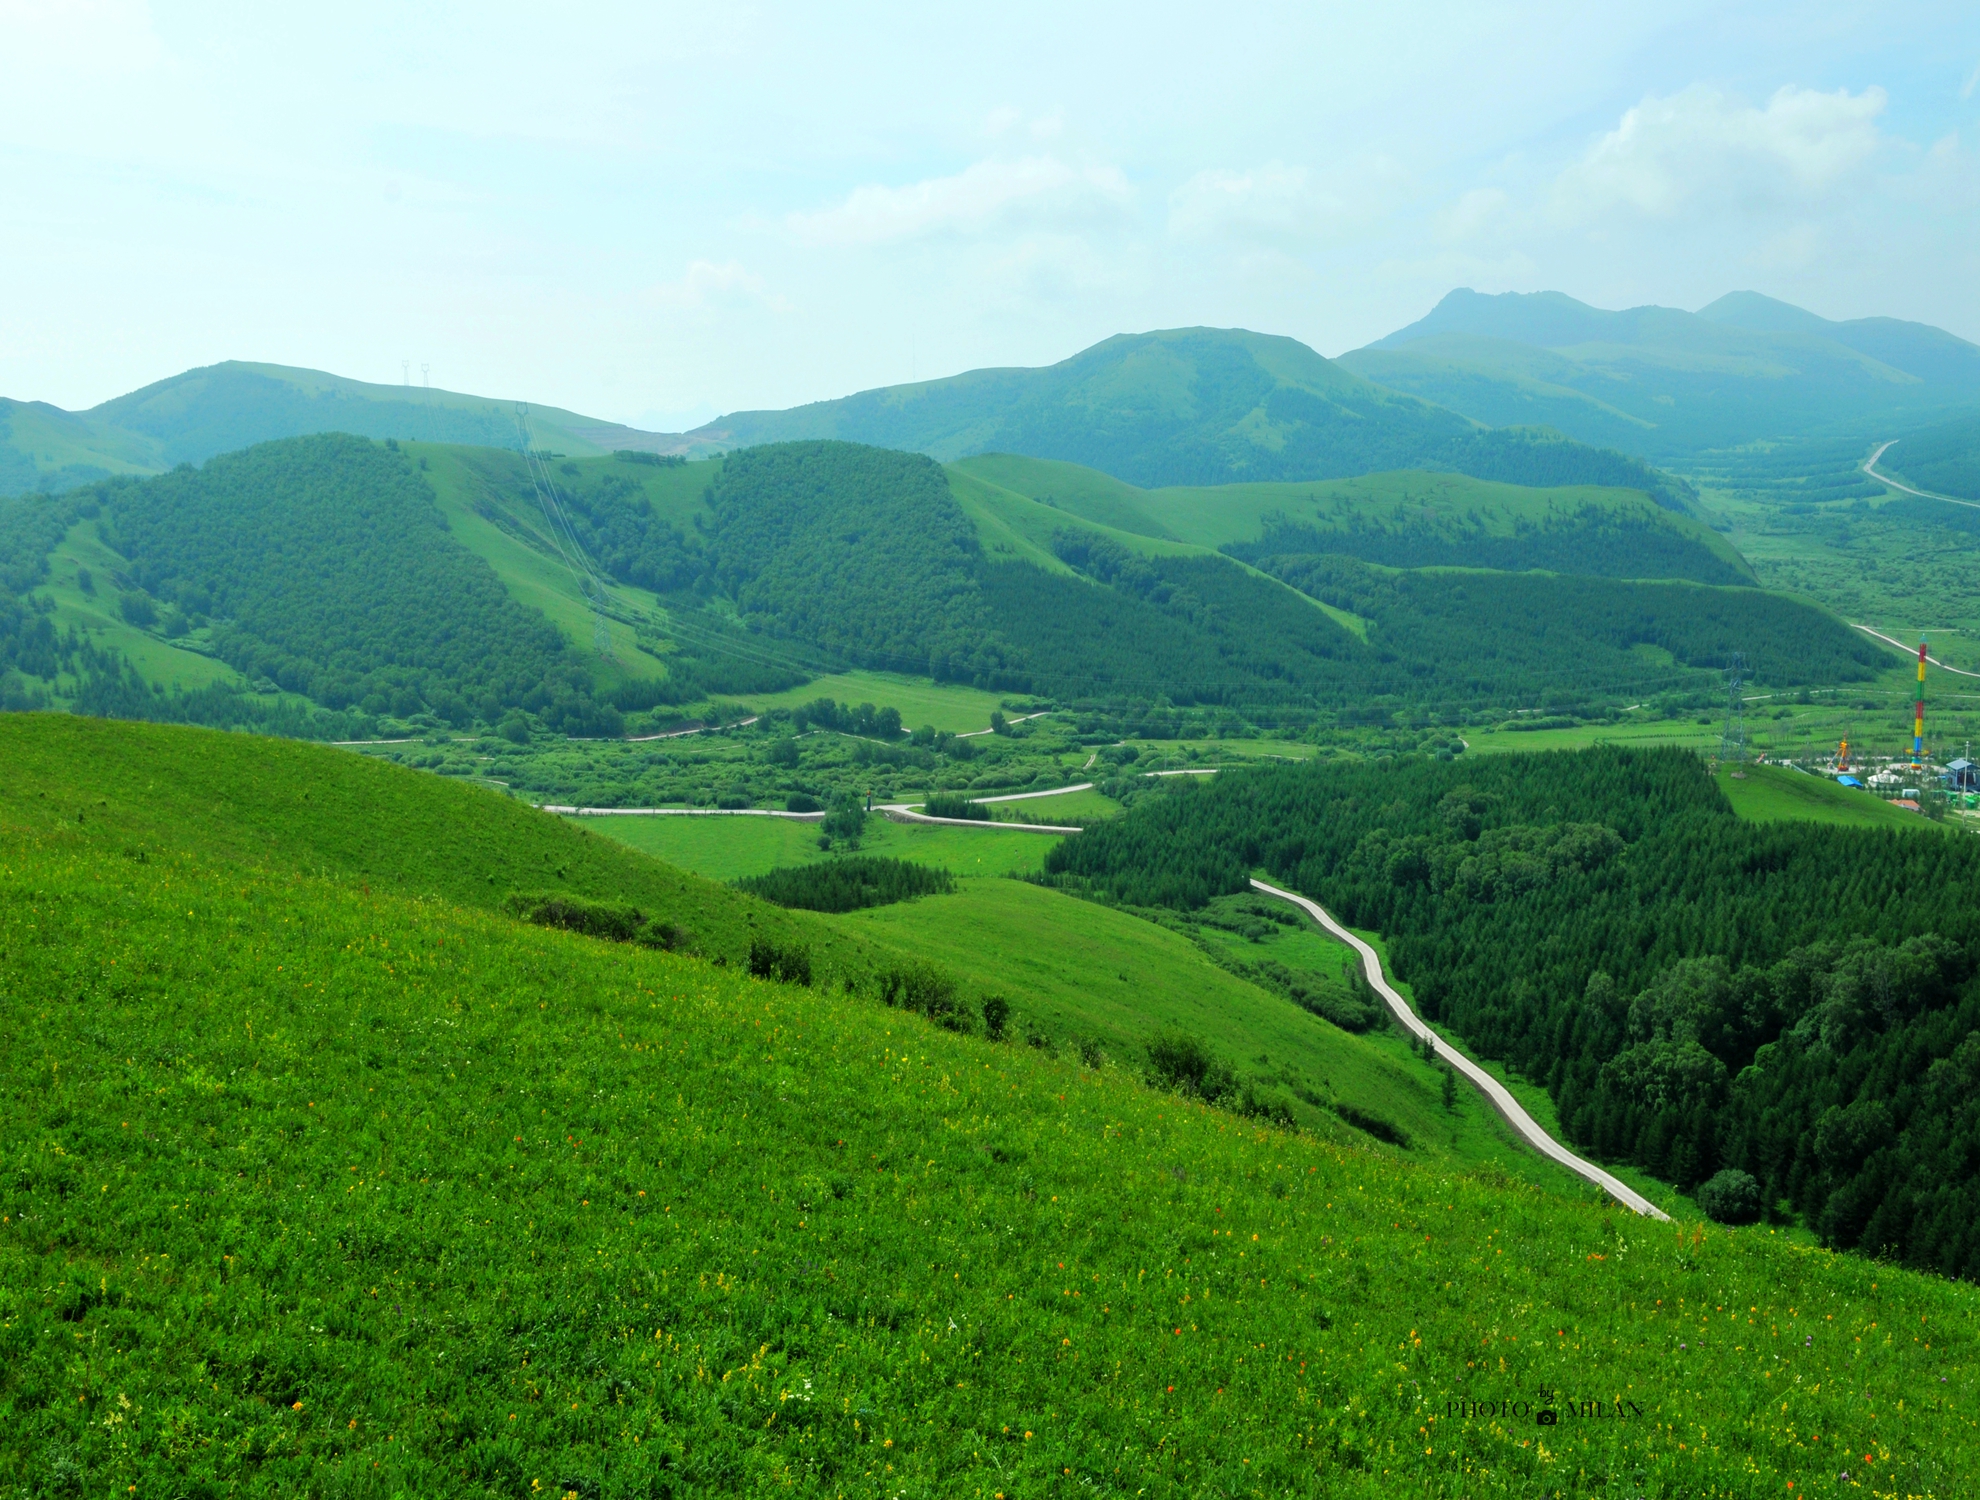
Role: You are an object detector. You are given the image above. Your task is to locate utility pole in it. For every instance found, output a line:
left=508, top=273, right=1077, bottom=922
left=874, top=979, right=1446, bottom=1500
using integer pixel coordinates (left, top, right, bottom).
left=1718, top=653, right=1746, bottom=765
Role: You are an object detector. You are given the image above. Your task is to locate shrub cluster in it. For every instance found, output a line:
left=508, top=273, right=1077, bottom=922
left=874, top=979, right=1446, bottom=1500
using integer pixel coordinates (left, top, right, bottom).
left=735, top=856, right=954, bottom=914
left=502, top=892, right=684, bottom=951
left=922, top=793, right=989, bottom=821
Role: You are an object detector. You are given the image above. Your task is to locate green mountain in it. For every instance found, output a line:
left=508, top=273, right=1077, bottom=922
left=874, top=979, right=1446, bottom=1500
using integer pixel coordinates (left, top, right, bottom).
left=9, top=716, right=1967, bottom=1493
left=0, top=435, right=1882, bottom=739
left=1339, top=288, right=1980, bottom=459
left=692, top=326, right=1693, bottom=501
left=0, top=361, right=714, bottom=498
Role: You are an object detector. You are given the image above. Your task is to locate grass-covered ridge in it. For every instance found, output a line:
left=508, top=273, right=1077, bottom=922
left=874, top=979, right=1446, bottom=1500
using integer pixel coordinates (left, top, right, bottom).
left=0, top=714, right=885, bottom=984
left=956, top=454, right=1737, bottom=582
left=3, top=719, right=1977, bottom=1493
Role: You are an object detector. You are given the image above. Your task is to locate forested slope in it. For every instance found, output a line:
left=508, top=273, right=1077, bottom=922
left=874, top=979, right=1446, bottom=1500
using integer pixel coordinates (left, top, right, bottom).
left=1046, top=748, right=1980, bottom=1280
left=957, top=453, right=1735, bottom=580
left=1, top=434, right=1894, bottom=739
left=1254, top=554, right=1883, bottom=701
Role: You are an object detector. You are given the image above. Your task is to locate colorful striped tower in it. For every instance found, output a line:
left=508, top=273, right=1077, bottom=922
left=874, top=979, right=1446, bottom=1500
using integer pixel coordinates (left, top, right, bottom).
left=1914, top=641, right=1927, bottom=769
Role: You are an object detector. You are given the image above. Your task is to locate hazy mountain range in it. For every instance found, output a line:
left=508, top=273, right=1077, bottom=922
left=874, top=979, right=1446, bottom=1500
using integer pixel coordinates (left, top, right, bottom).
left=6, top=291, right=1979, bottom=499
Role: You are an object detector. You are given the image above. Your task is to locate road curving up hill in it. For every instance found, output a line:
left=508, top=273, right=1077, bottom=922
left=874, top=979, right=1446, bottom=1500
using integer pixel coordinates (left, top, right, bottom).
left=1251, top=877, right=1671, bottom=1220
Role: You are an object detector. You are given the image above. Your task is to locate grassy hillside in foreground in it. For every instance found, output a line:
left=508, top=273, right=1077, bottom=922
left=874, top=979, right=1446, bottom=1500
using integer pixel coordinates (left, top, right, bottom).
left=4, top=734, right=1977, bottom=1493
left=832, top=876, right=1584, bottom=1190
left=0, top=715, right=885, bottom=983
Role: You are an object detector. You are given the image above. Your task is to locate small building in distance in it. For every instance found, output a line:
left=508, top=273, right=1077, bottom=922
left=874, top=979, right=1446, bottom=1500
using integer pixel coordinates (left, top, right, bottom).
left=1946, top=758, right=1978, bottom=792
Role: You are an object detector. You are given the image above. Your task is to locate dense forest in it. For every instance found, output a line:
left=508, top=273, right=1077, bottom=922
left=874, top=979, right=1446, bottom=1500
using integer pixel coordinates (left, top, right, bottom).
left=1255, top=554, right=1885, bottom=702
left=669, top=442, right=1864, bottom=715
left=1228, top=501, right=1747, bottom=584
left=1045, top=748, right=1980, bottom=1280
left=91, top=435, right=622, bottom=734
left=702, top=442, right=1017, bottom=685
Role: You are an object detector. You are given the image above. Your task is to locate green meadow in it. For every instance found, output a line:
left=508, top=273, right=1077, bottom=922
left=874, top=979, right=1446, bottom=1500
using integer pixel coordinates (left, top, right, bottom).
left=736, top=671, right=1017, bottom=735
left=4, top=717, right=1977, bottom=1495
left=832, top=877, right=1588, bottom=1195
left=579, top=811, right=1063, bottom=882
left=1711, top=762, right=1939, bottom=830
left=0, top=716, right=886, bottom=984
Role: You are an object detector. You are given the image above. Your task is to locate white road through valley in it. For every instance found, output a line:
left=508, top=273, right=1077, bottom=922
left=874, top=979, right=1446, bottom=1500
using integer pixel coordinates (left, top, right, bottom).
left=1251, top=878, right=1671, bottom=1219
left=1862, top=441, right=1980, bottom=512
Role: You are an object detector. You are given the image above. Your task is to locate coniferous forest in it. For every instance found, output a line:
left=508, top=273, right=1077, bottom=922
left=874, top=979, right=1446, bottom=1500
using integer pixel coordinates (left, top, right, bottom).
left=1046, top=747, right=1980, bottom=1279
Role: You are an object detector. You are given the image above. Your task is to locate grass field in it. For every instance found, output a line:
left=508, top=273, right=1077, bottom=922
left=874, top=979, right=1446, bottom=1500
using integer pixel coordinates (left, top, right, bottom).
left=0, top=715, right=888, bottom=983
left=578, top=809, right=1064, bottom=881
left=737, top=670, right=1021, bottom=734
left=974, top=786, right=1122, bottom=823
left=836, top=879, right=1596, bottom=1196
left=5, top=718, right=1979, bottom=1494
left=1712, top=761, right=1939, bottom=829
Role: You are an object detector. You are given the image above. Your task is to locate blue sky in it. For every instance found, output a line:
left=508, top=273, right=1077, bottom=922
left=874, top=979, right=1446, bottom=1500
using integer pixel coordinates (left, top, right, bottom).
left=3, top=0, right=1978, bottom=427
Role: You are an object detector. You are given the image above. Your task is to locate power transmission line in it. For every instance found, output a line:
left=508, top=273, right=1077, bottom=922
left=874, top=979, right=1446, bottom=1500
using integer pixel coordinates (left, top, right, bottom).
left=513, top=405, right=614, bottom=659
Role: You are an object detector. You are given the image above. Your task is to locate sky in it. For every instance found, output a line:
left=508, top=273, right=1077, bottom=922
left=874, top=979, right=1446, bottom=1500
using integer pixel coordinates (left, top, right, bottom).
left=4, top=0, right=1979, bottom=429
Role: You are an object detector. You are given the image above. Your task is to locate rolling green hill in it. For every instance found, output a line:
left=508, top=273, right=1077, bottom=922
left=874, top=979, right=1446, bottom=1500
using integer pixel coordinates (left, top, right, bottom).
left=694, top=326, right=1695, bottom=500
left=1341, top=289, right=1980, bottom=461
left=1, top=433, right=1892, bottom=748
left=5, top=704, right=1976, bottom=1495
left=0, top=714, right=886, bottom=983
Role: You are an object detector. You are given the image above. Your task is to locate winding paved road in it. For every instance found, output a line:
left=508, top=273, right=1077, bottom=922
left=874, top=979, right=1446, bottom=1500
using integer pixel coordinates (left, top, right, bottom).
left=1862, top=441, right=1980, bottom=512
left=1250, top=878, right=1671, bottom=1220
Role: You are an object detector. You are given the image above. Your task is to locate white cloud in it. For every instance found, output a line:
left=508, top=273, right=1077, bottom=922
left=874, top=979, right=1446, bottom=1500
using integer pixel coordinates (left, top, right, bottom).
left=645, top=260, right=789, bottom=313
left=1437, top=187, right=1512, bottom=245
left=788, top=156, right=1132, bottom=247
left=981, top=107, right=1064, bottom=142
left=1169, top=162, right=1331, bottom=240
left=1556, top=84, right=1888, bottom=220
left=1963, top=60, right=1980, bottom=100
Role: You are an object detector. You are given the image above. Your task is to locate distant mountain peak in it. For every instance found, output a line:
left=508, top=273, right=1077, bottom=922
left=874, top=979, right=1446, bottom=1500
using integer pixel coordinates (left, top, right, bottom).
left=1694, top=291, right=1836, bottom=334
